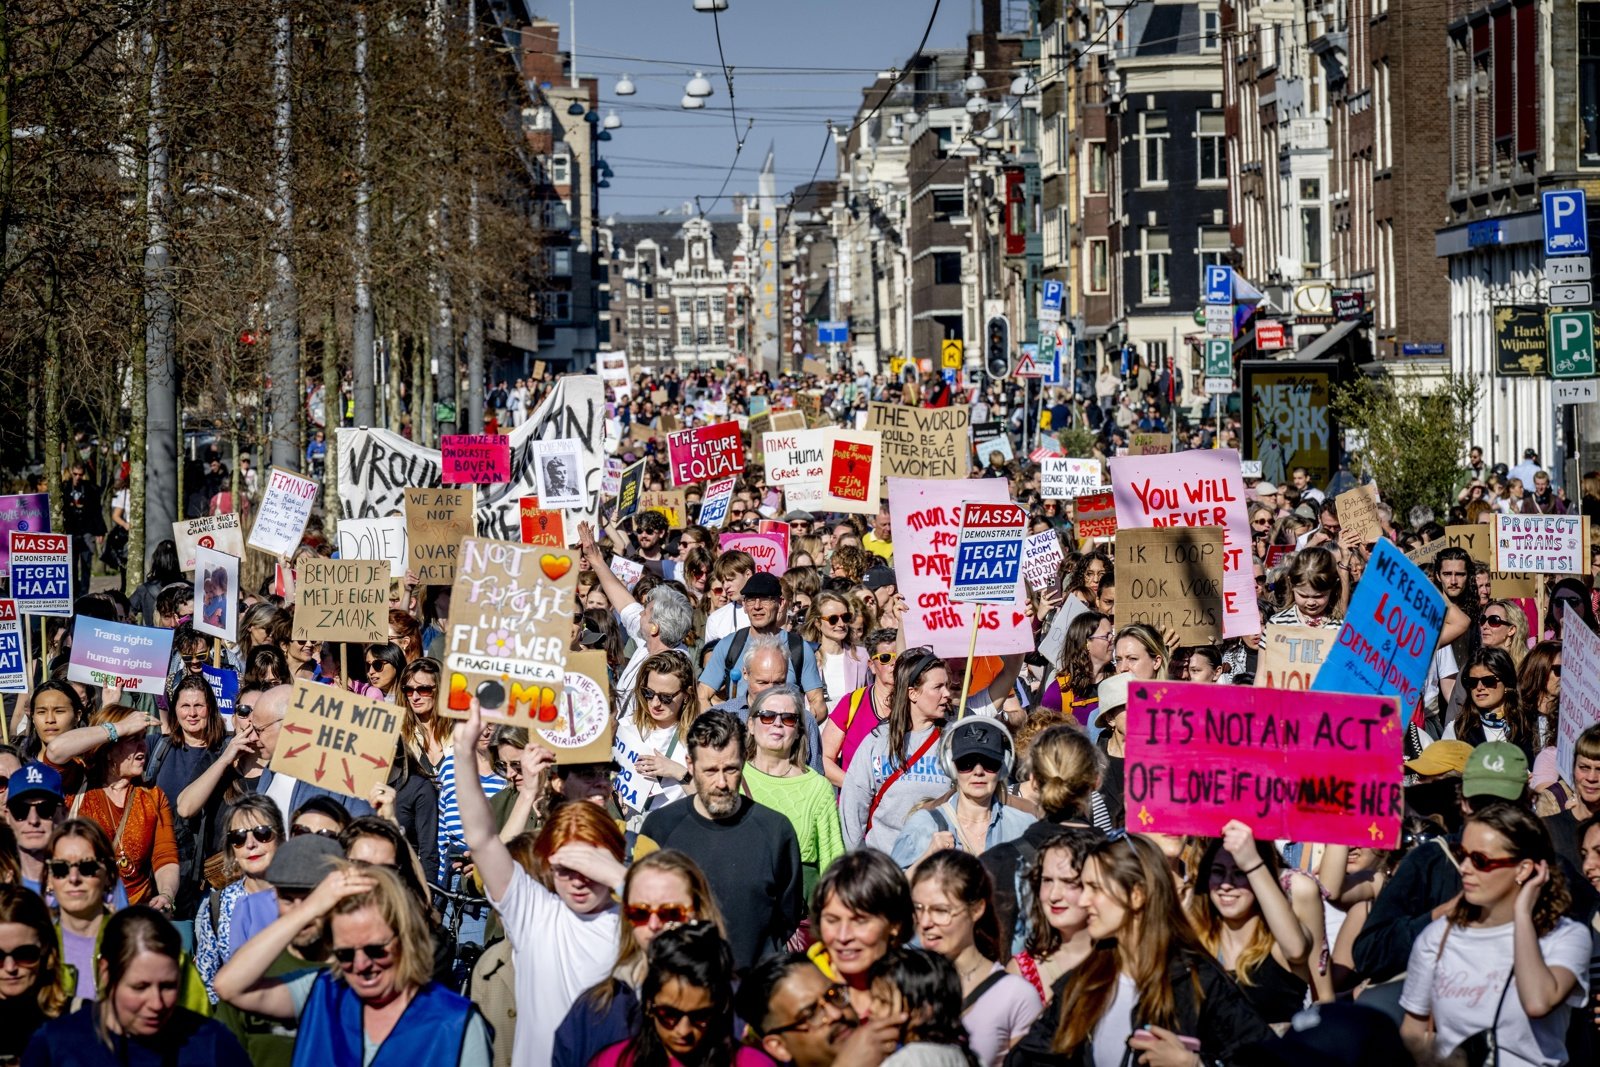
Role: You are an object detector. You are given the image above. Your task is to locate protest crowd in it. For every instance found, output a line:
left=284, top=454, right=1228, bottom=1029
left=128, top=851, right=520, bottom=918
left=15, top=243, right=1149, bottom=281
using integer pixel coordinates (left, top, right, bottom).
left=0, top=359, right=1598, bottom=1067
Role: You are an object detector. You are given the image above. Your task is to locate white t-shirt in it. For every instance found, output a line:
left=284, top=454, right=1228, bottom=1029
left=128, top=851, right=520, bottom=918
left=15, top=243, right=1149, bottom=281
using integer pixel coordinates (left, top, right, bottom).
left=490, top=865, right=621, bottom=1067
left=612, top=716, right=687, bottom=814
left=265, top=772, right=300, bottom=823
left=1090, top=974, right=1138, bottom=1067
left=1401, top=916, right=1591, bottom=1067
left=703, top=601, right=747, bottom=646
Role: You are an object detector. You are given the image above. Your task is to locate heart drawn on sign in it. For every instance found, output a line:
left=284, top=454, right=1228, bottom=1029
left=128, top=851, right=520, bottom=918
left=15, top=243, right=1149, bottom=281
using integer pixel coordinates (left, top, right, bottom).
left=540, top=554, right=572, bottom=581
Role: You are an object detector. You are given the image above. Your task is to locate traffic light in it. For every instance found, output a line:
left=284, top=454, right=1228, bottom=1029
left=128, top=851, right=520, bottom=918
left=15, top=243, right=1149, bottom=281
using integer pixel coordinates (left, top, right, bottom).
left=985, top=315, right=1010, bottom=379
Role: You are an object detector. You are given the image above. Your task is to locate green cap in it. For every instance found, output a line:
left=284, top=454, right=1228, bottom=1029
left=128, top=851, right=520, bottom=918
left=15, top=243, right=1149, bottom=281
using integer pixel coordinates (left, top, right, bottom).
left=1461, top=741, right=1528, bottom=801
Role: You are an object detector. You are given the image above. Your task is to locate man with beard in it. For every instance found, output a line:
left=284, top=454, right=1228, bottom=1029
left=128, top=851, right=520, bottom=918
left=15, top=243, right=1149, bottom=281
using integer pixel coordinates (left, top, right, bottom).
left=635, top=710, right=803, bottom=970
left=738, top=953, right=906, bottom=1066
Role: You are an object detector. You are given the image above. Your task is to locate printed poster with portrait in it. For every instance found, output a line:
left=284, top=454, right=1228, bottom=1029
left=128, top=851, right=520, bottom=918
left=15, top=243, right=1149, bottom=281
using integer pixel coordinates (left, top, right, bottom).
left=532, top=437, right=585, bottom=510
left=1240, top=362, right=1338, bottom=490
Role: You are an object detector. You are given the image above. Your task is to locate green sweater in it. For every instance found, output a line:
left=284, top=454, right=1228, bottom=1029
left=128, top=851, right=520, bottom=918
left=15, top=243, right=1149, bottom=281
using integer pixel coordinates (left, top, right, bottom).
left=742, top=765, right=845, bottom=897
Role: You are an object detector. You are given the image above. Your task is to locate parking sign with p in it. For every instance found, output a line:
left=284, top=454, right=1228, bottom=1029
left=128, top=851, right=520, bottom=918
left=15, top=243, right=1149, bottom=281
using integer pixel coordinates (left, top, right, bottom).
left=1544, top=190, right=1589, bottom=257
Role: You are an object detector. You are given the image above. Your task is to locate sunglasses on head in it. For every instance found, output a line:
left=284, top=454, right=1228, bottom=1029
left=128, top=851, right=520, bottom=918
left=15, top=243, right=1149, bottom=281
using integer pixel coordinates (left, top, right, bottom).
left=954, top=753, right=1002, bottom=774
left=7, top=796, right=58, bottom=822
left=1467, top=673, right=1504, bottom=689
left=623, top=902, right=694, bottom=927
left=331, top=935, right=397, bottom=968
left=648, top=1003, right=717, bottom=1031
left=0, top=945, right=42, bottom=969
left=755, top=711, right=800, bottom=727
left=227, top=825, right=278, bottom=848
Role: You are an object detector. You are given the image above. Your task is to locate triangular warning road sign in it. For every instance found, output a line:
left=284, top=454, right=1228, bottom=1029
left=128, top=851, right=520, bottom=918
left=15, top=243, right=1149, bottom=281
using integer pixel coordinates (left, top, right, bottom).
left=1013, top=350, right=1044, bottom=378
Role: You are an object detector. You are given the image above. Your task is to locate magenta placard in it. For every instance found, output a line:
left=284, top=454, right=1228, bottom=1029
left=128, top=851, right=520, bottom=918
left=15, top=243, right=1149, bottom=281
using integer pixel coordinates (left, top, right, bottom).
left=1123, top=680, right=1403, bottom=848
left=667, top=422, right=744, bottom=487
left=719, top=532, right=788, bottom=576
left=441, top=434, right=511, bottom=484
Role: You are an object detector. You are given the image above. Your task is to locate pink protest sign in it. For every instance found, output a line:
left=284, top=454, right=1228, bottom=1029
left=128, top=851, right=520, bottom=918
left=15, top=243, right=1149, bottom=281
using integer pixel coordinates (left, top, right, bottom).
left=1124, top=680, right=1403, bottom=849
left=667, top=422, right=744, bottom=487
left=719, top=532, right=788, bottom=576
left=441, top=434, right=511, bottom=484
left=1107, top=448, right=1258, bottom=637
left=886, top=477, right=1034, bottom=659
left=756, top=520, right=791, bottom=561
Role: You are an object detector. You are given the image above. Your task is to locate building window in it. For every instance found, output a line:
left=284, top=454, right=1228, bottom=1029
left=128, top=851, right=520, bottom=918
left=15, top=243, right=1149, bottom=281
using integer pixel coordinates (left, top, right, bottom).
left=548, top=247, right=572, bottom=277
left=692, top=241, right=705, bottom=260
left=550, top=154, right=570, bottom=186
left=1088, top=141, right=1108, bottom=193
left=1583, top=5, right=1600, bottom=163
left=933, top=252, right=963, bottom=285
left=931, top=190, right=964, bottom=220
left=627, top=308, right=640, bottom=327
left=696, top=328, right=710, bottom=345
left=712, top=325, right=727, bottom=345
left=1201, top=8, right=1221, bottom=52
left=1087, top=238, right=1110, bottom=294
left=1301, top=206, right=1324, bottom=269
left=695, top=297, right=710, bottom=316
left=679, top=327, right=692, bottom=346
left=1140, top=228, right=1170, bottom=302
left=1198, top=227, right=1230, bottom=270
left=539, top=290, right=571, bottom=322
left=711, top=295, right=726, bottom=315
left=1140, top=112, right=1168, bottom=186
left=677, top=296, right=691, bottom=316
left=1198, top=112, right=1226, bottom=182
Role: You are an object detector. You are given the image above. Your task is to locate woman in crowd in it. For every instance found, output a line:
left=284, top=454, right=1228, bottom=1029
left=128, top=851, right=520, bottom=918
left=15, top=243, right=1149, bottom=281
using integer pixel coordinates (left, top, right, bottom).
left=845, top=588, right=880, bottom=649
left=319, top=642, right=384, bottom=699
left=20, top=683, right=98, bottom=792
left=388, top=609, right=424, bottom=664
left=399, top=658, right=449, bottom=776
left=130, top=541, right=183, bottom=628
left=891, top=718, right=1033, bottom=869
left=1266, top=547, right=1344, bottom=629
left=147, top=675, right=229, bottom=917
left=238, top=604, right=284, bottom=664
left=240, top=646, right=291, bottom=690
left=553, top=850, right=727, bottom=1067
left=1445, top=648, right=1536, bottom=757
left=363, top=643, right=407, bottom=704
left=1048, top=612, right=1113, bottom=726
left=213, top=863, right=491, bottom=1065
left=592, top=923, right=767, bottom=1067
left=1006, top=834, right=1271, bottom=1065
left=369, top=738, right=439, bottom=886
left=45, top=820, right=118, bottom=1001
left=805, top=591, right=869, bottom=709
left=272, top=613, right=321, bottom=682
left=193, top=796, right=282, bottom=1000
left=1062, top=552, right=1110, bottom=618
left=1545, top=578, right=1597, bottom=641
left=1400, top=802, right=1590, bottom=1065
left=743, top=685, right=844, bottom=900
left=841, top=648, right=951, bottom=852
left=25, top=907, right=243, bottom=1065
left=812, top=849, right=914, bottom=1017
left=0, top=883, right=68, bottom=1059
left=866, top=948, right=982, bottom=1066
left=69, top=706, right=179, bottom=912
left=822, top=628, right=899, bottom=788
left=435, top=708, right=508, bottom=881
left=1187, top=820, right=1314, bottom=1028
left=911, top=850, right=1041, bottom=1066
left=1008, top=829, right=1101, bottom=1005
left=1181, top=646, right=1226, bottom=684
left=1480, top=598, right=1532, bottom=669
left=1110, top=624, right=1168, bottom=684
left=1518, top=640, right=1562, bottom=751
left=613, top=651, right=699, bottom=825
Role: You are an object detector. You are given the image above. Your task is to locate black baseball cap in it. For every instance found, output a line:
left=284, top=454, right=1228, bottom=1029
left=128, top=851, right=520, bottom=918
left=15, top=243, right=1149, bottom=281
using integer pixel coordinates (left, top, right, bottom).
left=741, top=573, right=782, bottom=600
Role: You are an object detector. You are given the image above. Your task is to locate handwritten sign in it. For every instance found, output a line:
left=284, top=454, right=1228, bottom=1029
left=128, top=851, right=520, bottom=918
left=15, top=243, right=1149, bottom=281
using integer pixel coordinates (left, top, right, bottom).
left=1334, top=485, right=1383, bottom=545
left=405, top=487, right=474, bottom=587
left=1108, top=449, right=1256, bottom=637
left=667, top=422, right=744, bottom=487
left=1311, top=539, right=1445, bottom=725
left=616, top=460, right=646, bottom=518
left=172, top=514, right=244, bottom=572
left=9, top=532, right=71, bottom=616
left=1040, top=458, right=1103, bottom=500
left=888, top=479, right=1032, bottom=657
left=66, top=618, right=175, bottom=696
left=518, top=498, right=567, bottom=548
left=271, top=680, right=404, bottom=799
left=0, top=601, right=25, bottom=692
left=336, top=517, right=408, bottom=580
left=1115, top=527, right=1224, bottom=646
left=865, top=403, right=971, bottom=479
left=638, top=490, right=687, bottom=528
left=247, top=467, right=318, bottom=557
left=1255, top=623, right=1332, bottom=691
left=293, top=559, right=389, bottom=643
left=1125, top=680, right=1403, bottom=849
left=1021, top=530, right=1065, bottom=594
left=762, top=429, right=827, bottom=485
left=824, top=432, right=883, bottom=513
left=609, top=555, right=644, bottom=590
left=1558, top=603, right=1600, bottom=780
left=1494, top=513, right=1583, bottom=574
left=534, top=649, right=616, bottom=764
left=445, top=538, right=577, bottom=724
left=441, top=434, right=511, bottom=484
left=720, top=532, right=788, bottom=577
left=1074, top=492, right=1117, bottom=540
left=697, top=477, right=736, bottom=529
left=0, top=494, right=48, bottom=578
left=1128, top=433, right=1171, bottom=456
left=770, top=410, right=808, bottom=434
left=952, top=503, right=1028, bottom=603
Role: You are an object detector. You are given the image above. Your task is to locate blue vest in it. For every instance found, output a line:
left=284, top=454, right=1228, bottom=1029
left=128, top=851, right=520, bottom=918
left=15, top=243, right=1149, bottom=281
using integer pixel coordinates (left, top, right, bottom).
left=290, top=972, right=480, bottom=1067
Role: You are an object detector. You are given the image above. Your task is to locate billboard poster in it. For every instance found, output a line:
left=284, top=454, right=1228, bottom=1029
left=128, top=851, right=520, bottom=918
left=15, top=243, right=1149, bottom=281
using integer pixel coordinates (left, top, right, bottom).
left=1241, top=362, right=1337, bottom=489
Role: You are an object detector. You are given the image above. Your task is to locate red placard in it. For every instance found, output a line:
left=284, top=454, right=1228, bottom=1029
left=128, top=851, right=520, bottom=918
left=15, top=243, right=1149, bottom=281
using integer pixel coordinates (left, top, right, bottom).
left=756, top=519, right=791, bottom=561
left=666, top=422, right=744, bottom=487
left=1263, top=543, right=1294, bottom=569
left=1256, top=321, right=1286, bottom=351
left=1074, top=492, right=1117, bottom=539
left=828, top=440, right=875, bottom=503
left=518, top=497, right=566, bottom=547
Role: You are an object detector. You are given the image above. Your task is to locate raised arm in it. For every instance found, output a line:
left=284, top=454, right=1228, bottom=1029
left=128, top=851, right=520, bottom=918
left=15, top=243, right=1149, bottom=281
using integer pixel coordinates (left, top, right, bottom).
left=45, top=708, right=156, bottom=766
left=452, top=701, right=516, bottom=902
left=578, top=521, right=637, bottom=614
left=1221, top=820, right=1310, bottom=966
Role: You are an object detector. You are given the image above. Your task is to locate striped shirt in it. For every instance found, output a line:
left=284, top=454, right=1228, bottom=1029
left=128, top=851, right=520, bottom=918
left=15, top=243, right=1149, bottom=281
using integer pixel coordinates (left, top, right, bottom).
left=435, top=750, right=507, bottom=877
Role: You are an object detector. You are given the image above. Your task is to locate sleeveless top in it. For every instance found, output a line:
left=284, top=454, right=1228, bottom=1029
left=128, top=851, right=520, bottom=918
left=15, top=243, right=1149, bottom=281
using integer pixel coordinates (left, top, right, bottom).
left=1012, top=951, right=1047, bottom=1003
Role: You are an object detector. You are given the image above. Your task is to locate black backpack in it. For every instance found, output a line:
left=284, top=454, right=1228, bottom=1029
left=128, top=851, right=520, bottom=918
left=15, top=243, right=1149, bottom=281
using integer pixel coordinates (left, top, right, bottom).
left=711, top=626, right=807, bottom=697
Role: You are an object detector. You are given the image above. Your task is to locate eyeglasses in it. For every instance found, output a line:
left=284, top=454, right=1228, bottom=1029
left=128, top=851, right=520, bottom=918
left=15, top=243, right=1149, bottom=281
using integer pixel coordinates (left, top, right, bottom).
left=7, top=797, right=58, bottom=822
left=822, top=612, right=853, bottom=626
left=648, top=1003, right=717, bottom=1031
left=642, top=686, right=684, bottom=706
left=765, top=984, right=852, bottom=1036
left=290, top=825, right=339, bottom=839
left=623, top=902, right=694, bottom=927
left=913, top=901, right=964, bottom=925
left=401, top=684, right=436, bottom=696
left=954, top=754, right=1002, bottom=774
left=1481, top=615, right=1509, bottom=629
left=1086, top=632, right=1114, bottom=644
left=46, top=859, right=104, bottom=880
left=1553, top=665, right=1563, bottom=676
left=0, top=945, right=42, bottom=969
left=755, top=711, right=801, bottom=727
left=226, top=825, right=278, bottom=848
left=331, top=935, right=397, bottom=968
left=1454, top=846, right=1521, bottom=872
left=1466, top=674, right=1504, bottom=689
left=870, top=652, right=896, bottom=665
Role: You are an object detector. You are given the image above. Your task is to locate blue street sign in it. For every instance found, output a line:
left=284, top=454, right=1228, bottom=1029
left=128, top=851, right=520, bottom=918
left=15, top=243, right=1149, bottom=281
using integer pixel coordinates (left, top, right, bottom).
left=1204, top=265, right=1233, bottom=305
left=1041, top=280, right=1064, bottom=314
left=818, top=321, right=849, bottom=345
left=1043, top=339, right=1064, bottom=386
left=942, top=368, right=958, bottom=386
left=1543, top=190, right=1590, bottom=257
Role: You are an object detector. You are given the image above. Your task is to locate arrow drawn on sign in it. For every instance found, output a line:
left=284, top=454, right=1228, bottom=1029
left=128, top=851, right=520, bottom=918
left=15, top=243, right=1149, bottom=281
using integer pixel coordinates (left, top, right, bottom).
left=284, top=723, right=312, bottom=736
left=360, top=752, right=387, bottom=769
left=341, top=758, right=355, bottom=796
left=313, top=752, right=327, bottom=782
left=283, top=743, right=310, bottom=760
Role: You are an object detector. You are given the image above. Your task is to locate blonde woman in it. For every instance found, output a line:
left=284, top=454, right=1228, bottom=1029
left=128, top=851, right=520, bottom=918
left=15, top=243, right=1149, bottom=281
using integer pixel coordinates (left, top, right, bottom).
left=613, top=651, right=701, bottom=824
left=803, top=591, right=869, bottom=709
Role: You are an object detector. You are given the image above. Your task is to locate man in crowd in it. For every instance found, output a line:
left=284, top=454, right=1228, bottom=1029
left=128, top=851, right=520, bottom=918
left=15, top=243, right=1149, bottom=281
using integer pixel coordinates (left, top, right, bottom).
left=62, top=461, right=104, bottom=598
left=697, top=572, right=828, bottom=723
left=7, top=763, right=65, bottom=896
left=739, top=953, right=905, bottom=1067
left=862, top=503, right=893, bottom=564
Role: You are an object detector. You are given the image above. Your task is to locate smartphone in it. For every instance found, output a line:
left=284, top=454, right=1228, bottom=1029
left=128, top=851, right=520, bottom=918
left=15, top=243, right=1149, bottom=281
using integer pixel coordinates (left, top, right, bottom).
left=1136, top=1029, right=1202, bottom=1053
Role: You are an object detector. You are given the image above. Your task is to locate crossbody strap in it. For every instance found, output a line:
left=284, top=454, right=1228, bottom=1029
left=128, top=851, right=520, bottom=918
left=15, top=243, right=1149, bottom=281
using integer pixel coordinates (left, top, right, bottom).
left=865, top=728, right=941, bottom=836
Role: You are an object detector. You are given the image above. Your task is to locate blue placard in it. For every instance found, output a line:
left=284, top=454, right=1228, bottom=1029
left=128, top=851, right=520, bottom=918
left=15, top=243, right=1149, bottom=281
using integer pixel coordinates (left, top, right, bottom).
left=1041, top=280, right=1064, bottom=313
left=1543, top=189, right=1590, bottom=257
left=1204, top=265, right=1233, bottom=305
left=1310, top=539, right=1445, bottom=725
left=942, top=368, right=958, bottom=386
left=202, top=665, right=239, bottom=716
left=1401, top=342, right=1446, bottom=357
left=818, top=321, right=849, bottom=345
left=10, top=561, right=71, bottom=617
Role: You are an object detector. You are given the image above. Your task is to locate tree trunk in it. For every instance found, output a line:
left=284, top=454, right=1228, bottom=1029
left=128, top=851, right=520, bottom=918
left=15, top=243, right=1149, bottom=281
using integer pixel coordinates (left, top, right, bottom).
left=351, top=4, right=375, bottom=427
left=321, top=303, right=339, bottom=537
left=267, top=1, right=300, bottom=471
left=143, top=8, right=177, bottom=563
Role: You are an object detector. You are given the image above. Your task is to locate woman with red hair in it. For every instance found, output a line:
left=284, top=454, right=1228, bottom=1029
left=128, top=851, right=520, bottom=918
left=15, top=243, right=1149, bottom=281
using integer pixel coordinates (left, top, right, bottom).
left=452, top=700, right=626, bottom=1066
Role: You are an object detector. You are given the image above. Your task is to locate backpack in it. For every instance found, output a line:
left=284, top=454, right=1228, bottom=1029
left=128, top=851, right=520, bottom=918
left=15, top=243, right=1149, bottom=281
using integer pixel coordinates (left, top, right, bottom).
left=715, top=627, right=806, bottom=696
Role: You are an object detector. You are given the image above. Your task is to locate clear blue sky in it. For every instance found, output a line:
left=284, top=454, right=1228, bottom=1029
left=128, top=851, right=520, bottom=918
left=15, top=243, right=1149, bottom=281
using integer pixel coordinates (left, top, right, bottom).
left=543, top=0, right=980, bottom=216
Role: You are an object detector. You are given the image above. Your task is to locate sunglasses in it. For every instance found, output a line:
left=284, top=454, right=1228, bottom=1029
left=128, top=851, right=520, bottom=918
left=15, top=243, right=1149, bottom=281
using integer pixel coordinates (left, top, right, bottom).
left=7, top=797, right=58, bottom=822
left=331, top=935, right=397, bottom=968
left=1553, top=665, right=1563, bottom=676
left=401, top=684, right=436, bottom=696
left=46, top=859, right=103, bottom=880
left=623, top=902, right=694, bottom=927
left=755, top=711, right=801, bottom=727
left=1466, top=674, right=1504, bottom=689
left=1481, top=615, right=1509, bottom=628
left=764, top=983, right=853, bottom=1037
left=642, top=686, right=684, bottom=706
left=227, top=825, right=278, bottom=848
left=1454, top=846, right=1521, bottom=872
left=648, top=1003, right=717, bottom=1031
left=180, top=653, right=208, bottom=664
left=954, top=754, right=1003, bottom=774
left=822, top=612, right=853, bottom=625
left=290, top=825, right=339, bottom=839
left=0, top=945, right=42, bottom=968
left=871, top=652, right=896, bottom=664
left=365, top=661, right=385, bottom=672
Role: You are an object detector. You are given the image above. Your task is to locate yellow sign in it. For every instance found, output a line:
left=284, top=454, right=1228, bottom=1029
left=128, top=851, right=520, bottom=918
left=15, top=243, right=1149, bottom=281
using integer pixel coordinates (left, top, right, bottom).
left=941, top=339, right=963, bottom=370
left=889, top=356, right=907, bottom=376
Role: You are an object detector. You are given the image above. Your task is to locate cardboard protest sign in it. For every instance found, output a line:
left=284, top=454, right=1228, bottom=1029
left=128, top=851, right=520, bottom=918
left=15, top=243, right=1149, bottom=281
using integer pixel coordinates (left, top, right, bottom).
left=1115, top=528, right=1224, bottom=646
left=720, top=532, right=788, bottom=576
left=405, top=488, right=474, bottom=586
left=292, top=559, right=389, bottom=643
left=1124, top=680, right=1403, bottom=849
left=1040, top=458, right=1103, bottom=501
left=1494, top=513, right=1583, bottom=574
left=602, top=458, right=623, bottom=499
left=1335, top=485, right=1383, bottom=544
left=533, top=438, right=586, bottom=510
left=0, top=600, right=25, bottom=692
left=336, top=517, right=408, bottom=580
left=172, top=514, right=245, bottom=572
left=865, top=403, right=970, bottom=479
left=9, top=532, right=71, bottom=616
left=0, top=494, right=48, bottom=578
left=518, top=498, right=567, bottom=548
left=747, top=411, right=773, bottom=466
left=823, top=432, right=883, bottom=513
left=1021, top=530, right=1065, bottom=594
left=271, top=679, right=404, bottom=799
left=769, top=410, right=807, bottom=433
left=639, top=490, right=687, bottom=528
left=951, top=502, right=1028, bottom=604
left=441, top=434, right=512, bottom=484
left=531, top=649, right=616, bottom=764
left=1108, top=449, right=1256, bottom=637
left=667, top=422, right=744, bottom=487
left=193, top=547, right=239, bottom=642
left=1074, top=492, right=1117, bottom=540
left=66, top=618, right=175, bottom=695
left=445, top=538, right=578, bottom=724
left=248, top=467, right=318, bottom=556
left=1255, top=623, right=1333, bottom=690
left=887, top=479, right=1032, bottom=657
left=697, top=477, right=736, bottom=529
left=1128, top=433, right=1171, bottom=456
left=1311, top=539, right=1445, bottom=725
left=762, top=429, right=827, bottom=485
left=201, top=664, right=239, bottom=716
left=615, top=460, right=646, bottom=519
left=1558, top=603, right=1600, bottom=779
